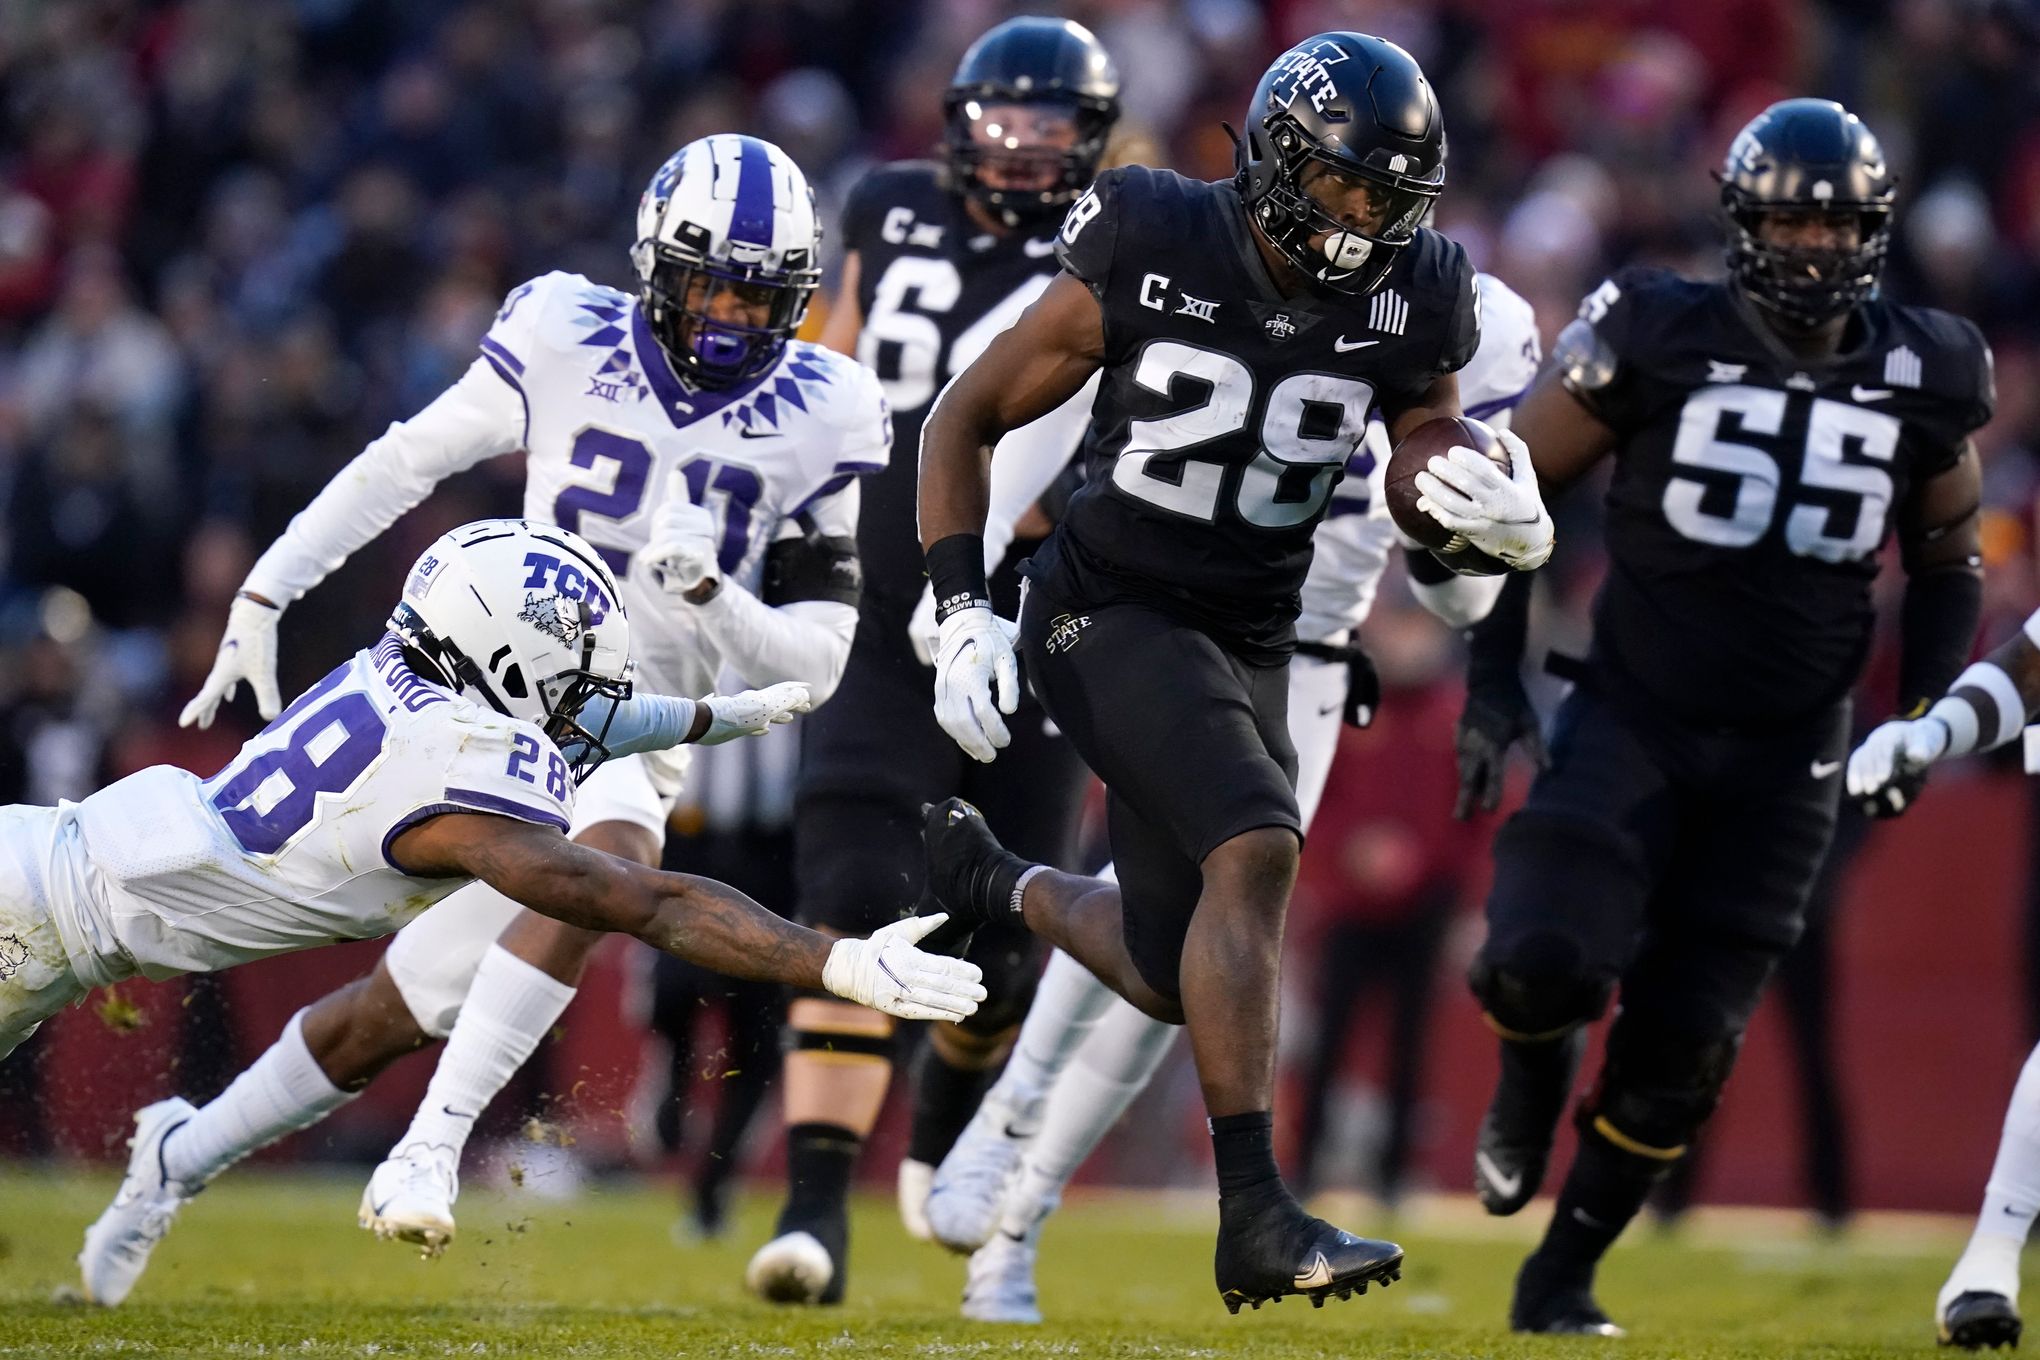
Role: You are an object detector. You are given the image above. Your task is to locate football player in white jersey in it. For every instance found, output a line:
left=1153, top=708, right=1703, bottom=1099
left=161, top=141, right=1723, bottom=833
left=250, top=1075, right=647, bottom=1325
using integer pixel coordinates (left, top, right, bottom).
left=109, top=136, right=888, bottom=1269
left=1846, top=613, right=2040, bottom=1350
left=21, top=520, right=982, bottom=1305
left=917, top=274, right=1539, bottom=1322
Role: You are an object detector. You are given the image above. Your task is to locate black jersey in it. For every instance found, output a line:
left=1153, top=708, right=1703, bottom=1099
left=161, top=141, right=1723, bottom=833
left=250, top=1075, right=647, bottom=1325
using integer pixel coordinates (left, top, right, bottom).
left=1564, top=266, right=1995, bottom=726
left=841, top=161, right=1067, bottom=609
left=1028, top=165, right=1479, bottom=660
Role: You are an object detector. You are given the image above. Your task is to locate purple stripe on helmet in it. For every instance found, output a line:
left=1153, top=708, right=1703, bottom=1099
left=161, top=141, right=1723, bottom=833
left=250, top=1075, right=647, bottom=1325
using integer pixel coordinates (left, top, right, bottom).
left=726, top=137, right=775, bottom=251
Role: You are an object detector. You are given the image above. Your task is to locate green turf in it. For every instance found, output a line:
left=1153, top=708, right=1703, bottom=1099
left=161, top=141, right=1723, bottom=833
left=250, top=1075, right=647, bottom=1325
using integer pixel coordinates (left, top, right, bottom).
left=0, top=1168, right=2014, bottom=1357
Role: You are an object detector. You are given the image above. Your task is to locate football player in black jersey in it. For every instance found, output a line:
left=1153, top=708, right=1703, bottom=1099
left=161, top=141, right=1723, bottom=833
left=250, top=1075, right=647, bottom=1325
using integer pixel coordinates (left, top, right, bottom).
left=917, top=33, right=1552, bottom=1311
left=745, top=18, right=1118, bottom=1307
left=1456, top=99, right=1991, bottom=1335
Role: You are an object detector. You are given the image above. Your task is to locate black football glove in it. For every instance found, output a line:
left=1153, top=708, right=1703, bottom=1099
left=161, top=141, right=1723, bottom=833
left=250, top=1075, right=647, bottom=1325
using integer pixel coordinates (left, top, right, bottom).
left=1454, top=675, right=1548, bottom=820
left=1856, top=765, right=1929, bottom=820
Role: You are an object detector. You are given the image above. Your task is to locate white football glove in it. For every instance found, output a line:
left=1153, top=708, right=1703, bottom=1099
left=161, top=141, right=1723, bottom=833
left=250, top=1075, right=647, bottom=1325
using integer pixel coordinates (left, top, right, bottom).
left=907, top=585, right=942, bottom=668
left=180, top=594, right=285, bottom=729
left=696, top=681, right=813, bottom=745
left=1413, top=427, right=1555, bottom=570
left=1846, top=717, right=1951, bottom=802
left=932, top=605, right=1020, bottom=763
left=822, top=913, right=987, bottom=1022
left=645, top=472, right=719, bottom=597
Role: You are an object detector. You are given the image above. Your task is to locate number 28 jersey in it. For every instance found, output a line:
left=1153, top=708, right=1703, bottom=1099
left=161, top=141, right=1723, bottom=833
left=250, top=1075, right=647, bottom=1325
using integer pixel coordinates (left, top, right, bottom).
left=1567, top=268, right=1995, bottom=724
left=1034, top=166, right=1481, bottom=659
left=39, top=639, right=570, bottom=988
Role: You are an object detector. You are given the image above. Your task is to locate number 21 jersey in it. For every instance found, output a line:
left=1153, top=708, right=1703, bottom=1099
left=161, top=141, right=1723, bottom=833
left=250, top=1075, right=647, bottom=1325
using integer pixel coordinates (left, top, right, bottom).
left=1037, top=165, right=1480, bottom=659
left=1565, top=267, right=1994, bottom=724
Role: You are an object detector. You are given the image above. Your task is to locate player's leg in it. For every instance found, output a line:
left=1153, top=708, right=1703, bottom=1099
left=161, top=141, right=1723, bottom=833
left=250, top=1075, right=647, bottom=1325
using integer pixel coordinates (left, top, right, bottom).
left=1467, top=688, right=1674, bottom=1218
left=1940, top=1041, right=2040, bottom=1350
left=693, top=975, right=780, bottom=1238
left=749, top=634, right=945, bottom=1305
left=362, top=751, right=677, bottom=1253
left=1512, top=706, right=1842, bottom=1335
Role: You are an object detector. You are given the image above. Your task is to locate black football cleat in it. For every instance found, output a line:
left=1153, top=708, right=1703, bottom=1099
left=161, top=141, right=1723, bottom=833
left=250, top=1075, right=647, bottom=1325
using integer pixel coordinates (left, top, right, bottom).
left=1475, top=1028, right=1585, bottom=1216
left=1213, top=1198, right=1403, bottom=1314
left=921, top=798, right=1032, bottom=931
left=1511, top=1264, right=1625, bottom=1337
left=1941, top=1292, right=2023, bottom=1350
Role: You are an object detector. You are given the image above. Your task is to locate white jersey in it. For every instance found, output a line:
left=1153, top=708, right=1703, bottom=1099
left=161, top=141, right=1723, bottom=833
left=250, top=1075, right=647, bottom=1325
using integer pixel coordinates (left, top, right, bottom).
left=244, top=271, right=890, bottom=699
left=1297, top=273, right=1542, bottom=643
left=32, top=639, right=572, bottom=988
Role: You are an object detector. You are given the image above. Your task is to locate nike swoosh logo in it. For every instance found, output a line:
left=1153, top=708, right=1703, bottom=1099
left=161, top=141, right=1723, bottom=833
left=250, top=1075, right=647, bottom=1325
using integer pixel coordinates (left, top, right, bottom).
left=1810, top=759, right=1842, bottom=779
left=1333, top=337, right=1380, bottom=352
left=442, top=1105, right=478, bottom=1120
left=1475, top=1150, right=1522, bottom=1201
left=1294, top=1251, right=1335, bottom=1289
left=738, top=427, right=778, bottom=439
left=1318, top=702, right=1340, bottom=717
left=1851, top=386, right=1893, bottom=402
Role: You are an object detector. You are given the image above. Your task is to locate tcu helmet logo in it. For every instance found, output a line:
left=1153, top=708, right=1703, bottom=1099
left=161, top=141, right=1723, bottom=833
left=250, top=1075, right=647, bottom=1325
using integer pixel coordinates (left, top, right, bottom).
left=0, top=933, right=27, bottom=980
left=519, top=551, right=614, bottom=638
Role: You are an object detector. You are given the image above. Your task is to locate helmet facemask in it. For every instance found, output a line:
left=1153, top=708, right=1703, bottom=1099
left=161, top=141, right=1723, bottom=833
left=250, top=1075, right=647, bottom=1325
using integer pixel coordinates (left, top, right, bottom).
left=1723, top=191, right=1892, bottom=328
left=943, top=92, right=1116, bottom=227
left=637, top=235, right=819, bottom=389
left=1241, top=116, right=1439, bottom=295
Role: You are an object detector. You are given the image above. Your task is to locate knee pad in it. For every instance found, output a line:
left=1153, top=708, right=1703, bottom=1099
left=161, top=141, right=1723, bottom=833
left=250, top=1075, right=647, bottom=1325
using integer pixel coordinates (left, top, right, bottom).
left=954, top=927, right=1044, bottom=1039
left=784, top=997, right=897, bottom=1067
left=1468, top=943, right=1615, bottom=1041
left=1584, top=1016, right=1744, bottom=1159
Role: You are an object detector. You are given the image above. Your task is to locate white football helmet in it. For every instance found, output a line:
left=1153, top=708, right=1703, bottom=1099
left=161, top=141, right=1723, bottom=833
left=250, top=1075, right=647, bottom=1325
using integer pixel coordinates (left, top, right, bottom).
left=389, top=520, right=632, bottom=778
left=631, top=133, right=821, bottom=387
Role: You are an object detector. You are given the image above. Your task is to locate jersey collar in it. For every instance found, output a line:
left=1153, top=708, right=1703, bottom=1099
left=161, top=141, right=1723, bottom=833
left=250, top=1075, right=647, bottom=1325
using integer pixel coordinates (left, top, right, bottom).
left=1724, top=283, right=1885, bottom=377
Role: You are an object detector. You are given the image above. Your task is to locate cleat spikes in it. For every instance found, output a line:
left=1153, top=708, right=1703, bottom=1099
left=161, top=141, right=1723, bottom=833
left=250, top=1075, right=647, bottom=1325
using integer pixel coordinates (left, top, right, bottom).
left=1311, top=1295, right=1326, bottom=1309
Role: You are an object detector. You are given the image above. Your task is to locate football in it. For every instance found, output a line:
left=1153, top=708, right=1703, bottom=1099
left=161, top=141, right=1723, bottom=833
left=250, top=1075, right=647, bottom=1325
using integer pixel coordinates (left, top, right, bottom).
left=1384, top=415, right=1509, bottom=551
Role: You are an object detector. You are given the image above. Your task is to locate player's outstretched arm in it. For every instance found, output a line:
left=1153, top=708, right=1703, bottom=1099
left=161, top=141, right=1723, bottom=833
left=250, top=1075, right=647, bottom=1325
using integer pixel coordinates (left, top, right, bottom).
left=390, top=814, right=985, bottom=1022
left=818, top=250, right=865, bottom=356
left=918, top=273, right=1105, bottom=763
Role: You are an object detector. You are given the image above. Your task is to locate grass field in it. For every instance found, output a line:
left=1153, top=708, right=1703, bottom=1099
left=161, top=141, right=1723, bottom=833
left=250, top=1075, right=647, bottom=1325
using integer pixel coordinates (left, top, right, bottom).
left=0, top=1169, right=2018, bottom=1358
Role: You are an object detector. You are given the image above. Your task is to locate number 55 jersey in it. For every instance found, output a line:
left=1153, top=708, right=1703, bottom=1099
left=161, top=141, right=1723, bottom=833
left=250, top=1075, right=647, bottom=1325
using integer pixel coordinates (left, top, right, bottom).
left=1561, top=267, right=1994, bottom=725
left=244, top=270, right=890, bottom=704
left=0, top=640, right=569, bottom=1055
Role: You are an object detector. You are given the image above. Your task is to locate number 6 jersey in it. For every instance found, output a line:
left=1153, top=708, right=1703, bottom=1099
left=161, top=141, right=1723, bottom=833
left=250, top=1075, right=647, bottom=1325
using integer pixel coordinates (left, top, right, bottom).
left=24, top=639, right=571, bottom=988
left=1560, top=266, right=1995, bottom=724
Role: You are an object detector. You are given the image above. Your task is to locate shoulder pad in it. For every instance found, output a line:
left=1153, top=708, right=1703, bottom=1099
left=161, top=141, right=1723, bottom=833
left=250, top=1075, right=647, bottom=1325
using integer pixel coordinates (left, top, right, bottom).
left=841, top=161, right=947, bottom=251
left=484, top=271, right=623, bottom=369
left=1553, top=316, right=1619, bottom=393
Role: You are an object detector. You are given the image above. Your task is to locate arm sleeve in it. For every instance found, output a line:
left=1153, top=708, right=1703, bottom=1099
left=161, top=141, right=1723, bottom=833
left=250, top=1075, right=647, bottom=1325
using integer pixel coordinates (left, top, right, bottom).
left=1463, top=567, right=1534, bottom=691
left=980, top=372, right=1098, bottom=569
left=243, top=352, right=526, bottom=605
left=690, top=478, right=861, bottom=703
left=1898, top=564, right=1983, bottom=715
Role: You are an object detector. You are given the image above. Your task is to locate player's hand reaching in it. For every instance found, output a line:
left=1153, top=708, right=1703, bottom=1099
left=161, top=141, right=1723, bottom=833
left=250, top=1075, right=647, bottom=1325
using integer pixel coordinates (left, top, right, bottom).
left=180, top=593, right=285, bottom=729
left=697, top=682, right=813, bottom=745
left=823, top=913, right=988, bottom=1021
left=645, top=472, right=720, bottom=598
left=933, top=605, right=1020, bottom=762
left=1415, top=428, right=1555, bottom=572
left=1845, top=717, right=1949, bottom=818
left=1454, top=672, right=1549, bottom=819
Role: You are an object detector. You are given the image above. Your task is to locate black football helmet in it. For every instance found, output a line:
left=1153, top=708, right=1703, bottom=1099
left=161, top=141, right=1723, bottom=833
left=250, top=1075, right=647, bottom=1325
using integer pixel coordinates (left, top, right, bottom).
left=942, top=17, right=1121, bottom=228
left=1719, top=98, right=1895, bottom=328
left=1235, top=32, right=1445, bottom=295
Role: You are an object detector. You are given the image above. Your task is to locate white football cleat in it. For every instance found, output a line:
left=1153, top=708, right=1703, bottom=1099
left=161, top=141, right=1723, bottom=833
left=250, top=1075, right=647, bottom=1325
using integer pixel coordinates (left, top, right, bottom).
left=963, top=1220, right=1045, bottom=1324
left=358, top=1143, right=459, bottom=1258
left=78, top=1098, right=201, bottom=1306
left=926, top=1087, right=1040, bottom=1254
left=745, top=1230, right=835, bottom=1304
left=897, top=1157, right=935, bottom=1241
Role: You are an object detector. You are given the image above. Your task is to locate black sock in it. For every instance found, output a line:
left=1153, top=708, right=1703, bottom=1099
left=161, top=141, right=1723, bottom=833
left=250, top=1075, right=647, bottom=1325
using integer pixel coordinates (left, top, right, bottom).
left=1530, top=1123, right=1669, bottom=1286
left=1210, top=1111, right=1283, bottom=1203
left=907, top=1045, right=1000, bottom=1166
left=780, top=1121, right=859, bottom=1228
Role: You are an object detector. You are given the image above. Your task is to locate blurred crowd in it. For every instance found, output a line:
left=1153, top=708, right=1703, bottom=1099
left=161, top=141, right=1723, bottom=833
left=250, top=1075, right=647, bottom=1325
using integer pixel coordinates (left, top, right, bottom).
left=5, top=0, right=2040, bottom=1202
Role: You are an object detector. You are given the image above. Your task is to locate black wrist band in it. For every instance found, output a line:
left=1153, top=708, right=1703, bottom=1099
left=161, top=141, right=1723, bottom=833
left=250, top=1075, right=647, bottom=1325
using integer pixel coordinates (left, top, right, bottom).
left=926, top=533, right=991, bottom=624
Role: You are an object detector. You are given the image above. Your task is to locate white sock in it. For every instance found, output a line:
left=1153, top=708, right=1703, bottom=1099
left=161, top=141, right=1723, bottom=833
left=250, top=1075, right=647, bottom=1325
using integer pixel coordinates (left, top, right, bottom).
left=1003, top=996, right=1177, bottom=1234
left=395, top=945, right=577, bottom=1160
left=1946, top=1042, right=2040, bottom=1307
left=991, top=950, right=1119, bottom=1114
left=162, top=1008, right=354, bottom=1186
